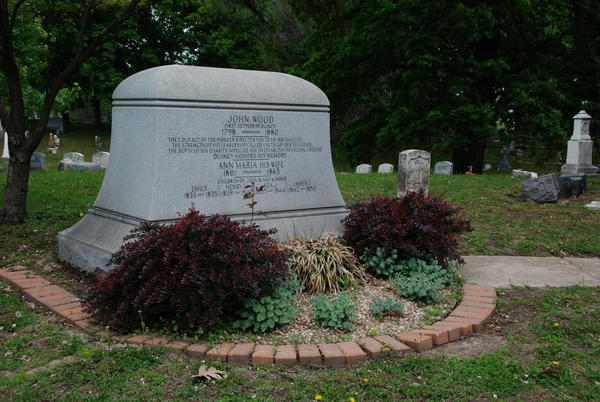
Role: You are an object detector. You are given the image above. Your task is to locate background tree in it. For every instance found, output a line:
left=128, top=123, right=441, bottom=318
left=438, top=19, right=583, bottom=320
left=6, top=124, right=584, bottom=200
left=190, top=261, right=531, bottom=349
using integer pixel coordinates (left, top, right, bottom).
left=0, top=0, right=140, bottom=223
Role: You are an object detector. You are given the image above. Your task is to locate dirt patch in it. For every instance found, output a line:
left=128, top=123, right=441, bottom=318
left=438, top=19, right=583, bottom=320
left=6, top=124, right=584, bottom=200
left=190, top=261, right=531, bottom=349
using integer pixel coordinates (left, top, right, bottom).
left=424, top=333, right=508, bottom=357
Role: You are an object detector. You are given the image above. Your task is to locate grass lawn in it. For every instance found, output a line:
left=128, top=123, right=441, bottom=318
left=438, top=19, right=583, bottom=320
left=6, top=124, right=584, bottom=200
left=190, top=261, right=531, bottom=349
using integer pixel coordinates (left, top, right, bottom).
left=1, top=282, right=598, bottom=400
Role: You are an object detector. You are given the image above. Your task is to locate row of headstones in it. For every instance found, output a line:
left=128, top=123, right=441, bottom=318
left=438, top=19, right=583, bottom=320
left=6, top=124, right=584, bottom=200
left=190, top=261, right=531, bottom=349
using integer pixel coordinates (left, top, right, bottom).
left=29, top=151, right=110, bottom=171
left=356, top=159, right=455, bottom=175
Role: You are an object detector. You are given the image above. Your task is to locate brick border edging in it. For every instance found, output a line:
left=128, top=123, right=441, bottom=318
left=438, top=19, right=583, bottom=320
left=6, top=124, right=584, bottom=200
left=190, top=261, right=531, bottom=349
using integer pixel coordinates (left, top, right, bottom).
left=0, top=266, right=497, bottom=367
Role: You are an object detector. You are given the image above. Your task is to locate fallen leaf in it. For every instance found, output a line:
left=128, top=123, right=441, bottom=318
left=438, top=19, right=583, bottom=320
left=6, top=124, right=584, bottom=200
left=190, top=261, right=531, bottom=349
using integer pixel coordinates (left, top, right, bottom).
left=191, top=365, right=227, bottom=381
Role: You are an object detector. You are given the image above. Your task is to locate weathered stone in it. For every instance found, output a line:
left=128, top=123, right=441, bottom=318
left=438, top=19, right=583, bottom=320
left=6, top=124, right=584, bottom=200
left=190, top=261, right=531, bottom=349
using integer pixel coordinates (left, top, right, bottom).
left=377, top=163, right=394, bottom=173
left=558, top=173, right=586, bottom=198
left=1, top=131, right=8, bottom=161
left=63, top=152, right=84, bottom=162
left=30, top=152, right=45, bottom=170
left=58, top=65, right=347, bottom=271
left=92, top=152, right=110, bottom=169
left=58, top=159, right=102, bottom=171
left=523, top=173, right=560, bottom=203
left=585, top=201, right=600, bottom=210
left=398, top=149, right=430, bottom=196
left=512, top=169, right=538, bottom=179
left=434, top=161, right=453, bottom=175
left=483, top=163, right=492, bottom=171
left=356, top=164, right=372, bottom=174
left=561, top=111, right=599, bottom=174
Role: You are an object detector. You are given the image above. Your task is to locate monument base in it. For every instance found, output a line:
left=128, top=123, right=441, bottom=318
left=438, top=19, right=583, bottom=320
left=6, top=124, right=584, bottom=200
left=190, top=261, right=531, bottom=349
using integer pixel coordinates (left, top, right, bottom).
left=560, top=163, right=599, bottom=174
left=58, top=206, right=348, bottom=272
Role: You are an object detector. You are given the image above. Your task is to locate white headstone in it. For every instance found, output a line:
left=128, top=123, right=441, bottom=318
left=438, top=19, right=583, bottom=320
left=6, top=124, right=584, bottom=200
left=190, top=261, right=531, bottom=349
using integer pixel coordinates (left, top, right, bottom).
left=398, top=149, right=431, bottom=196
left=356, top=164, right=372, bottom=174
left=512, top=169, right=538, bottom=179
left=1, top=131, right=8, bottom=161
left=63, top=152, right=84, bottom=162
left=585, top=201, right=600, bottom=210
left=92, top=151, right=110, bottom=169
left=434, top=161, right=453, bottom=175
left=483, top=163, right=492, bottom=171
left=377, top=163, right=394, bottom=173
left=58, top=65, right=347, bottom=271
left=561, top=110, right=599, bottom=174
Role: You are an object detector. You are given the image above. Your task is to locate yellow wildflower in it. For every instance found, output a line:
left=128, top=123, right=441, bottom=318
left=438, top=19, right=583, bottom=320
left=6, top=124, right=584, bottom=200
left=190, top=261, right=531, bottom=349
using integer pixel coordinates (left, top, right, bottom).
left=553, top=322, right=560, bottom=327
left=363, top=378, right=369, bottom=383
left=314, top=395, right=322, bottom=401
left=552, top=361, right=560, bottom=366
left=79, top=212, right=84, bottom=217
left=349, top=398, right=356, bottom=402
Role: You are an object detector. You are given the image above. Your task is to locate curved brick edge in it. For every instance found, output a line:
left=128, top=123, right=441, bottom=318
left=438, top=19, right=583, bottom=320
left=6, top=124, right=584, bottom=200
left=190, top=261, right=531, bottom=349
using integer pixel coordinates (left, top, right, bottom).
left=0, top=266, right=497, bottom=367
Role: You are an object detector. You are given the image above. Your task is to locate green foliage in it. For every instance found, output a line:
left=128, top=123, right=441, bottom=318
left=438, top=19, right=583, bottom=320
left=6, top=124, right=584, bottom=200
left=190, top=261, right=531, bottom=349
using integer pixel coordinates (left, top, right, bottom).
left=310, top=293, right=355, bottom=330
left=369, top=297, right=404, bottom=320
left=364, top=248, right=402, bottom=278
left=391, top=260, right=457, bottom=303
left=233, top=279, right=301, bottom=333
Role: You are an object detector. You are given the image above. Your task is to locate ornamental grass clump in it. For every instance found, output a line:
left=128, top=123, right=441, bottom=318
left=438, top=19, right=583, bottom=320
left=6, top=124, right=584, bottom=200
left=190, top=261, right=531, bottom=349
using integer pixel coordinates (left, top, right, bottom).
left=343, top=192, right=472, bottom=268
left=285, top=233, right=366, bottom=295
left=82, top=207, right=291, bottom=333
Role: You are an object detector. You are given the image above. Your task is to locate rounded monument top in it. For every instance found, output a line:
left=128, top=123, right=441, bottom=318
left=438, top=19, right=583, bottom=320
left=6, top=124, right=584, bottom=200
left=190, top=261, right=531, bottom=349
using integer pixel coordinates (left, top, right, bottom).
left=112, top=65, right=329, bottom=106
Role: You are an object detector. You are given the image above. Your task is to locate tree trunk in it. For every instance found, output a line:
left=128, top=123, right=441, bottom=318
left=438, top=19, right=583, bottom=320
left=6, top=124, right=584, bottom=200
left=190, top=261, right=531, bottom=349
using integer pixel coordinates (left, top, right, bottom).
left=92, top=97, right=102, bottom=128
left=451, top=135, right=487, bottom=174
left=1, top=149, right=31, bottom=223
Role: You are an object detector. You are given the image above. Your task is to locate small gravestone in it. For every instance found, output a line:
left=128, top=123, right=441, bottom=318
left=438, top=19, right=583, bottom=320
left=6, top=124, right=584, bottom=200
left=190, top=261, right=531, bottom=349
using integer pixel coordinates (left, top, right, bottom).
left=558, top=173, right=586, bottom=198
left=434, top=161, right=453, bottom=175
left=483, top=163, right=492, bottom=171
left=356, top=164, right=372, bottom=174
left=561, top=111, right=599, bottom=174
left=95, top=136, right=103, bottom=152
left=30, top=152, right=45, bottom=170
left=512, top=169, right=538, bottom=179
left=63, top=152, right=84, bottom=162
left=398, top=149, right=431, bottom=196
left=92, top=151, right=110, bottom=169
left=377, top=163, right=394, bottom=173
left=59, top=65, right=347, bottom=271
left=585, top=201, right=600, bottom=210
left=523, top=173, right=560, bottom=203
left=58, top=157, right=102, bottom=171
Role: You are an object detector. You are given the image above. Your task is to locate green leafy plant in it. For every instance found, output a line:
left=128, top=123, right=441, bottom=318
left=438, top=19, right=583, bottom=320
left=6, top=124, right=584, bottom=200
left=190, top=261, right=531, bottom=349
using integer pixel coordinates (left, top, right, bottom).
left=232, top=278, right=301, bottom=333
left=369, top=297, right=404, bottom=320
left=310, top=293, right=355, bottom=330
left=363, top=248, right=406, bottom=278
left=391, top=259, right=457, bottom=303
left=286, top=233, right=366, bottom=294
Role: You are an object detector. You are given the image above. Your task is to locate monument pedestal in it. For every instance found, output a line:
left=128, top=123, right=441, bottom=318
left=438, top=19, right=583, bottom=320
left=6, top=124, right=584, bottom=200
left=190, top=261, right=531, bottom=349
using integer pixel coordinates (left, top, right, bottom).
left=561, top=111, right=599, bottom=174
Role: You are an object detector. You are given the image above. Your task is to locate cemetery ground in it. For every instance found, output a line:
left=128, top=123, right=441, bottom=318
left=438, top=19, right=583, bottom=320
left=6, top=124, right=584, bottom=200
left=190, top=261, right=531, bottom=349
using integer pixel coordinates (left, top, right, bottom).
left=1, top=130, right=600, bottom=400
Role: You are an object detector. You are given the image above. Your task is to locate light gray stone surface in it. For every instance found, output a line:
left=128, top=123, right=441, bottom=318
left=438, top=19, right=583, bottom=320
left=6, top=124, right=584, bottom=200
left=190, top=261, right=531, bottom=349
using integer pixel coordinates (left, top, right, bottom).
left=356, top=164, right=372, bottom=174
left=483, top=163, right=492, bottom=171
left=512, top=169, right=538, bottom=179
left=59, top=65, right=347, bottom=271
left=434, top=161, right=453, bottom=175
left=377, top=163, right=394, bottom=173
left=58, top=160, right=102, bottom=171
left=1, top=131, right=8, bottom=161
left=397, top=149, right=430, bottom=196
left=92, top=151, right=110, bottom=169
left=585, top=201, right=600, bottom=210
left=30, top=152, right=45, bottom=170
left=561, top=110, right=599, bottom=174
left=523, top=173, right=560, bottom=203
left=63, top=152, right=84, bottom=162
left=461, top=255, right=600, bottom=287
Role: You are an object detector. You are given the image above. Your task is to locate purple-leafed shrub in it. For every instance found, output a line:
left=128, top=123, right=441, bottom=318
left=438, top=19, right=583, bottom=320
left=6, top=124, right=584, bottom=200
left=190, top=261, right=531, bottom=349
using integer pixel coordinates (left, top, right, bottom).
left=342, top=192, right=472, bottom=268
left=82, top=207, right=291, bottom=333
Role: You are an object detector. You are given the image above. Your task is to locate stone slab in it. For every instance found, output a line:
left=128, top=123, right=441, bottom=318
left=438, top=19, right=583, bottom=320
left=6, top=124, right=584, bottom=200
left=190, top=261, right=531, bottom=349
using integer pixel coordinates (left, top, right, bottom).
left=356, top=164, right=372, bottom=174
left=434, top=161, right=453, bottom=175
left=377, top=163, right=393, bottom=173
left=58, top=65, right=348, bottom=271
left=461, top=256, right=600, bottom=287
left=398, top=149, right=430, bottom=195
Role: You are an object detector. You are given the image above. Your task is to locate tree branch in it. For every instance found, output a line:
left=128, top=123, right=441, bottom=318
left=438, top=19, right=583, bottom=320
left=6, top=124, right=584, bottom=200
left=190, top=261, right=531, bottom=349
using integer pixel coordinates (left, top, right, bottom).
left=8, top=0, right=26, bottom=33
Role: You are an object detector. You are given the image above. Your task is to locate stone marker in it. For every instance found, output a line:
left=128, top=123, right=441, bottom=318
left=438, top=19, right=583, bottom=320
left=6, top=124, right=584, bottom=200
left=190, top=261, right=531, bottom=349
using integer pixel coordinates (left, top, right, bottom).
left=92, top=151, right=110, bottom=169
left=377, top=163, right=394, bottom=173
left=356, top=164, right=372, bottom=174
left=522, top=173, right=560, bottom=203
left=483, top=163, right=492, bottom=171
left=561, top=111, right=599, bottom=174
left=63, top=152, right=84, bottom=162
left=512, top=169, right=538, bottom=179
left=58, top=65, right=347, bottom=271
left=1, top=131, right=8, bottom=161
left=585, top=201, right=600, bottom=210
left=434, top=161, right=453, bottom=175
left=398, top=149, right=430, bottom=196
left=58, top=158, right=102, bottom=171
left=558, top=173, right=586, bottom=198
left=30, top=152, right=45, bottom=170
